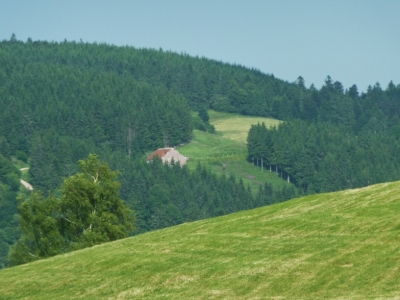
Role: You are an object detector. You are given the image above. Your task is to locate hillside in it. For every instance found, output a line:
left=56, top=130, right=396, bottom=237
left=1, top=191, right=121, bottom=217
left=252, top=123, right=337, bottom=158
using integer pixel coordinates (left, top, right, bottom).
left=1, top=39, right=399, bottom=196
left=179, top=110, right=290, bottom=192
left=1, top=180, right=400, bottom=299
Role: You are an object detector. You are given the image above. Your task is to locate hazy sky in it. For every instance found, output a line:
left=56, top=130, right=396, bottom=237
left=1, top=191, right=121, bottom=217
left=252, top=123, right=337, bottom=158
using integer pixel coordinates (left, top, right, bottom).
left=1, top=0, right=399, bottom=91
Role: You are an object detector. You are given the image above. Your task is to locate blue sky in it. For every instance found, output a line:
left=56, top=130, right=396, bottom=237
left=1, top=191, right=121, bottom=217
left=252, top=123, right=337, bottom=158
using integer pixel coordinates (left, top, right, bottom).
left=1, top=0, right=399, bottom=91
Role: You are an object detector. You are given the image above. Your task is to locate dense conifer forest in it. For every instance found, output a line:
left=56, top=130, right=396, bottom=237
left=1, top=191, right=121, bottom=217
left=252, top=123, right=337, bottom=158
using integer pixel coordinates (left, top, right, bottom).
left=0, top=155, right=21, bottom=267
left=247, top=77, right=400, bottom=193
left=0, top=36, right=399, bottom=267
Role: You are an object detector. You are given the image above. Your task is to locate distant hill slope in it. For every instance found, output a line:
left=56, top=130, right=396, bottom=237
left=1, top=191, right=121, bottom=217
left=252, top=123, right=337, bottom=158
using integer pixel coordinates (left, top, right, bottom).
left=1, top=180, right=400, bottom=299
left=2, top=38, right=399, bottom=200
left=0, top=38, right=298, bottom=193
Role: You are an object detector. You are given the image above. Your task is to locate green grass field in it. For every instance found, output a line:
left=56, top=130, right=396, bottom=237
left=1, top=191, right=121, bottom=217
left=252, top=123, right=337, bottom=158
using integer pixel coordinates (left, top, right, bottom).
left=179, top=111, right=289, bottom=191
left=1, top=180, right=400, bottom=299
left=208, top=110, right=281, bottom=143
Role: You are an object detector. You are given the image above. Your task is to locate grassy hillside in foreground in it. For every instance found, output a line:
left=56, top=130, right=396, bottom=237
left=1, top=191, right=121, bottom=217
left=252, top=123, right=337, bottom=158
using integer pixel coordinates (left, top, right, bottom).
left=179, top=111, right=289, bottom=192
left=1, top=181, right=400, bottom=299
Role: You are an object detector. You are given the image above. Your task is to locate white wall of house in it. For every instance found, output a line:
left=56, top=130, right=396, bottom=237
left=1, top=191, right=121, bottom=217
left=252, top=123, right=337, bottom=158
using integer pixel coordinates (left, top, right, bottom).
left=162, top=148, right=188, bottom=166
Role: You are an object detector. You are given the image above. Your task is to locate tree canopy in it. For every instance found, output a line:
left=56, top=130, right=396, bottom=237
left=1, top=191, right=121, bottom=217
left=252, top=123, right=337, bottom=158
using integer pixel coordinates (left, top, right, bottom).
left=9, top=155, right=135, bottom=266
left=247, top=79, right=400, bottom=194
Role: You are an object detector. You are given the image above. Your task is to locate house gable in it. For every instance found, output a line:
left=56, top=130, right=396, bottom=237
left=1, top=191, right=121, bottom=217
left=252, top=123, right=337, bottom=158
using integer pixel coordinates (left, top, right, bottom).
left=147, top=148, right=188, bottom=166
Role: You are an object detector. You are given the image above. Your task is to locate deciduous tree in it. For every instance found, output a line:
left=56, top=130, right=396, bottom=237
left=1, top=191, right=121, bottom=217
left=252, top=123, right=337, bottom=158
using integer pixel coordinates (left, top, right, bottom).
left=9, top=154, right=135, bottom=266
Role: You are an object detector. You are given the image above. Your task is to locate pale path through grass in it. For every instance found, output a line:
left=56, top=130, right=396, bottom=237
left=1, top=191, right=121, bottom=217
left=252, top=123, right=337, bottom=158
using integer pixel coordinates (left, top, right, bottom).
left=1, top=181, right=400, bottom=299
left=11, top=157, right=33, bottom=190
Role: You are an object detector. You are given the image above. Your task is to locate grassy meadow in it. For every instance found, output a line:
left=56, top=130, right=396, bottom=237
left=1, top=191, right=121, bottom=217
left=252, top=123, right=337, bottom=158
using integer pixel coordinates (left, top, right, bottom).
left=179, top=111, right=288, bottom=191
left=208, top=110, right=281, bottom=143
left=1, top=180, right=400, bottom=299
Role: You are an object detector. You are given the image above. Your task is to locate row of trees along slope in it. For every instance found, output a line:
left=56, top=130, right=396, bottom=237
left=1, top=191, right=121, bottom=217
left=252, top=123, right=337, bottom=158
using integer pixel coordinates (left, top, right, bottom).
left=247, top=77, right=400, bottom=194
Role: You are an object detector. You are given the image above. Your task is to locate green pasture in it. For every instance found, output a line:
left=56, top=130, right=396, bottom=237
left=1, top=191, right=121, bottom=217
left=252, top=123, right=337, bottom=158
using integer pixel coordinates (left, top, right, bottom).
left=179, top=111, right=289, bottom=191
left=208, top=110, right=281, bottom=143
left=179, top=129, right=247, bottom=159
left=1, top=180, right=400, bottom=299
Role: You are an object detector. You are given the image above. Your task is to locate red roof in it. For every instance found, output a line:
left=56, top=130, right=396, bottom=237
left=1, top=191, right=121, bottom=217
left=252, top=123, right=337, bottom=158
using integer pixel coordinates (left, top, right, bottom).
left=147, top=148, right=172, bottom=161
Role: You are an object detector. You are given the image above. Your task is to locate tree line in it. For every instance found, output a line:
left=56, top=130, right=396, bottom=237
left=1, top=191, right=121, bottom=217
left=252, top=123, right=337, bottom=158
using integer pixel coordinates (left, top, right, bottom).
left=247, top=78, right=400, bottom=194
left=0, top=36, right=304, bottom=115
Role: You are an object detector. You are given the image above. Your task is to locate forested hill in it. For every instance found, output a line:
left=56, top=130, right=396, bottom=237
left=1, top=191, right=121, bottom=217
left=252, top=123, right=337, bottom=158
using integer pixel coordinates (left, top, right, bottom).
left=0, top=37, right=305, bottom=190
left=0, top=37, right=300, bottom=267
left=0, top=37, right=302, bottom=114
left=1, top=37, right=399, bottom=202
left=3, top=38, right=399, bottom=130
left=1, top=37, right=400, bottom=201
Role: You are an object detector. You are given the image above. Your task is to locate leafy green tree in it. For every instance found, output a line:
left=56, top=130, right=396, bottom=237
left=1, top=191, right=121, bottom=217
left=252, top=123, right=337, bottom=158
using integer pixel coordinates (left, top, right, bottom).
left=59, top=154, right=135, bottom=249
left=9, top=154, right=135, bottom=266
left=8, top=193, right=64, bottom=266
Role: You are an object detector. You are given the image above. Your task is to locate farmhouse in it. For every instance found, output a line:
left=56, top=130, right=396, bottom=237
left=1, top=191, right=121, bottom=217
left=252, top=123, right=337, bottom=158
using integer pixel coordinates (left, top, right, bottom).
left=147, top=148, right=188, bottom=166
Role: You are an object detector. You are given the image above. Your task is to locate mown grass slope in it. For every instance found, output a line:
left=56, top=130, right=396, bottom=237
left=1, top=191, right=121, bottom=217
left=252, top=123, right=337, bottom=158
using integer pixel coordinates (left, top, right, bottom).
left=179, top=111, right=289, bottom=192
left=1, top=181, right=400, bottom=299
left=208, top=110, right=281, bottom=143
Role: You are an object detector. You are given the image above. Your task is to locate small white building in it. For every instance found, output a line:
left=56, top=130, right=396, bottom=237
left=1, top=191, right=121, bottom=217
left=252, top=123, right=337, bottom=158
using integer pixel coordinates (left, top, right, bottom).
left=147, top=148, right=188, bottom=166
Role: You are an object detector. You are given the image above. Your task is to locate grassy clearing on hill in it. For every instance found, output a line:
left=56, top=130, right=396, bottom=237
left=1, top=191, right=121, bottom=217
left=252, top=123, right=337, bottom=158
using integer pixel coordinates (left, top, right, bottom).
left=208, top=110, right=281, bottom=143
left=179, top=111, right=288, bottom=191
left=1, top=181, right=400, bottom=299
left=179, top=129, right=247, bottom=159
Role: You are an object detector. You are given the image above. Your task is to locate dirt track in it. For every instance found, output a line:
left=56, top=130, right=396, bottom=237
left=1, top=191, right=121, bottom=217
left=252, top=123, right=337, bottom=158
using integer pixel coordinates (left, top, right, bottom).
left=20, top=179, right=33, bottom=190
left=20, top=168, right=33, bottom=190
